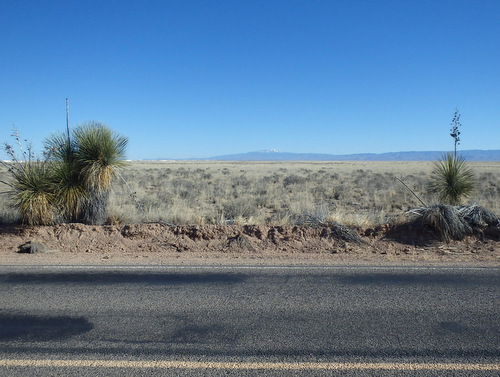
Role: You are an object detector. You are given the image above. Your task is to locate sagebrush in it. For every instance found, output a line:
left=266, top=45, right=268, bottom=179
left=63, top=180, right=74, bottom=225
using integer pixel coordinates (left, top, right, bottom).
left=2, top=160, right=499, bottom=227
left=105, top=161, right=499, bottom=227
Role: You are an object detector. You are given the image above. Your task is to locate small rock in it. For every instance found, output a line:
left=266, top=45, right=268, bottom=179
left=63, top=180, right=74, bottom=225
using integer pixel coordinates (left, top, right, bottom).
left=227, top=234, right=256, bottom=252
left=18, top=241, right=57, bottom=254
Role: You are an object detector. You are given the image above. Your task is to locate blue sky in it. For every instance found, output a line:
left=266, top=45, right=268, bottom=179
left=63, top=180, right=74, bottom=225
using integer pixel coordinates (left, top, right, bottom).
left=1, top=0, right=499, bottom=160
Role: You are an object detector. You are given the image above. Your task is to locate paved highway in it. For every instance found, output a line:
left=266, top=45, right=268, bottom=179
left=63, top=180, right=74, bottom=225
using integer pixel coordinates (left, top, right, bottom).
left=0, top=265, right=499, bottom=376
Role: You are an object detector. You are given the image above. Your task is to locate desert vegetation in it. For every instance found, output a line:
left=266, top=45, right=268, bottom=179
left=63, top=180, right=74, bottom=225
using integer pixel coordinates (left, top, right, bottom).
left=1, top=123, right=127, bottom=225
left=1, top=109, right=499, bottom=244
left=2, top=159, right=500, bottom=238
left=404, top=109, right=500, bottom=242
left=73, top=160, right=500, bottom=228
left=429, top=153, right=476, bottom=205
left=428, top=109, right=476, bottom=206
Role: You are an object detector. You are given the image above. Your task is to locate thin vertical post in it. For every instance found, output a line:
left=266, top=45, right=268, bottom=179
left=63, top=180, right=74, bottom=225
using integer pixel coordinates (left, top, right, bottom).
left=66, top=98, right=70, bottom=143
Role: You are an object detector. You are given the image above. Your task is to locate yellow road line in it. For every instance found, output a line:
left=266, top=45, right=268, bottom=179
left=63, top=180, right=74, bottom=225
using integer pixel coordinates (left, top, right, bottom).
left=0, top=359, right=499, bottom=370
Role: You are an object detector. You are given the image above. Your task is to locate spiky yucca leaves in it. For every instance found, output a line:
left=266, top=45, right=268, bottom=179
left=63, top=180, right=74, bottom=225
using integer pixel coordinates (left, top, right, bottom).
left=73, top=124, right=128, bottom=191
left=51, top=161, right=87, bottom=222
left=72, top=122, right=128, bottom=225
left=44, top=133, right=87, bottom=222
left=3, top=124, right=127, bottom=225
left=458, top=204, right=500, bottom=228
left=1, top=128, right=56, bottom=225
left=429, top=153, right=475, bottom=205
left=44, top=132, right=74, bottom=163
left=409, top=204, right=499, bottom=242
left=8, top=161, right=56, bottom=225
left=419, top=204, right=471, bottom=242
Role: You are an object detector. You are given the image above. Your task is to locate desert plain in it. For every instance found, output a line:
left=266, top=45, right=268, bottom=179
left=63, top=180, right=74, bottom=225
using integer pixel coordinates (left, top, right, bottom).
left=1, top=160, right=499, bottom=266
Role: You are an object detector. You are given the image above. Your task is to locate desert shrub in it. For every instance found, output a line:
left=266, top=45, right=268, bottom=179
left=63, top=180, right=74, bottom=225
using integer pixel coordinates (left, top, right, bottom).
left=72, top=122, right=128, bottom=224
left=1, top=130, right=57, bottom=225
left=103, top=161, right=498, bottom=227
left=222, top=197, right=258, bottom=220
left=475, top=172, right=500, bottom=210
left=231, top=174, right=251, bottom=189
left=170, top=178, right=199, bottom=200
left=459, top=204, right=500, bottom=228
left=428, top=153, right=475, bottom=205
left=283, top=174, right=306, bottom=187
left=44, top=133, right=87, bottom=222
left=419, top=204, right=472, bottom=242
left=428, top=109, right=476, bottom=206
left=409, top=203, right=499, bottom=242
left=295, top=202, right=330, bottom=225
left=3, top=123, right=128, bottom=225
left=6, top=160, right=56, bottom=225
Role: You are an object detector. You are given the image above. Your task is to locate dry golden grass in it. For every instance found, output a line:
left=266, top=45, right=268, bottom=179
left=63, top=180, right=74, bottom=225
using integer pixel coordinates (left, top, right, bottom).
left=2, top=160, right=499, bottom=227
left=104, top=160, right=500, bottom=227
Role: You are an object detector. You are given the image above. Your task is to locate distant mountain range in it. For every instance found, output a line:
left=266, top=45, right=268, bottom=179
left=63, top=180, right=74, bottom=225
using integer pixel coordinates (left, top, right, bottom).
left=200, top=149, right=500, bottom=161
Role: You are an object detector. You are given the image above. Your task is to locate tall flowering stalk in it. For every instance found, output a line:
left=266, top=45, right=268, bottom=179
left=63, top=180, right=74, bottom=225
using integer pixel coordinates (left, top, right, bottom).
left=449, top=108, right=461, bottom=158
left=429, top=108, right=475, bottom=205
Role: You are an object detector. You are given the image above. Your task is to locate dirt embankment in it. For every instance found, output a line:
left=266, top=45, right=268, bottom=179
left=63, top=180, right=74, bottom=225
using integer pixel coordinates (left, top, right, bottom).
left=0, top=223, right=499, bottom=266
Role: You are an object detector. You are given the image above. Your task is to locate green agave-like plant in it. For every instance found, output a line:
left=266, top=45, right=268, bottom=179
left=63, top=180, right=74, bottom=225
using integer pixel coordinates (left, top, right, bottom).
left=73, top=122, right=128, bottom=225
left=429, top=153, right=475, bottom=205
left=1, top=128, right=57, bottom=225
left=9, top=161, right=57, bottom=225
left=3, top=123, right=128, bottom=226
left=44, top=132, right=86, bottom=222
left=73, top=123, right=128, bottom=191
left=52, top=159, right=87, bottom=222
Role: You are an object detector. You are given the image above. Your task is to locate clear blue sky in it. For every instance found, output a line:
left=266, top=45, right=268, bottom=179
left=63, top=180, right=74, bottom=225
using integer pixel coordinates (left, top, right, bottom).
left=1, top=0, right=499, bottom=160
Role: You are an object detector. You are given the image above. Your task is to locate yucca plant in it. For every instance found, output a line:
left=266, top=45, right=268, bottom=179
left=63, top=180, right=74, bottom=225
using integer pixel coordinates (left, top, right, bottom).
left=408, top=203, right=499, bottom=242
left=3, top=123, right=128, bottom=225
left=44, top=133, right=86, bottom=222
left=72, top=122, right=128, bottom=225
left=1, top=128, right=57, bottom=225
left=429, top=152, right=475, bottom=205
left=52, top=160, right=87, bottom=222
left=2, top=158, right=56, bottom=225
left=413, top=204, right=472, bottom=242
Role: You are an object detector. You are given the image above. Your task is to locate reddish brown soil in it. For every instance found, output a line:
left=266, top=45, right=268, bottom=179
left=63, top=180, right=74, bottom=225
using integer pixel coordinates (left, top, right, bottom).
left=0, top=223, right=499, bottom=266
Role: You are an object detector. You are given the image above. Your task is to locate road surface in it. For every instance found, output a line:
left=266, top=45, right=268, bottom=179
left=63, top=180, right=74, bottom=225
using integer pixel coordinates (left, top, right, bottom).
left=0, top=265, right=499, bottom=376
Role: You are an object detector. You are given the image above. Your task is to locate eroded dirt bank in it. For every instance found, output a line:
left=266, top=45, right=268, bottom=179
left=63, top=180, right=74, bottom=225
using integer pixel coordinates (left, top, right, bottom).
left=0, top=223, right=499, bottom=266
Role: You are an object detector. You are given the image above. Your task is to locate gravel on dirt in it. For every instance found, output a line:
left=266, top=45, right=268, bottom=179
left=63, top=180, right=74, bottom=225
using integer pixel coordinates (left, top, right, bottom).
left=0, top=223, right=498, bottom=266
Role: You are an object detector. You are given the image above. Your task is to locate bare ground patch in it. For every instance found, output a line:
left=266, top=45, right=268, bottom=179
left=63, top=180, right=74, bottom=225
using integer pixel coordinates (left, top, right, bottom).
left=0, top=223, right=498, bottom=266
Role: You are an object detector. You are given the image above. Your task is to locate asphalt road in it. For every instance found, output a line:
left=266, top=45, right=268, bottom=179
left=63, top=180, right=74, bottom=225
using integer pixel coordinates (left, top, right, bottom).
left=0, top=265, right=499, bottom=376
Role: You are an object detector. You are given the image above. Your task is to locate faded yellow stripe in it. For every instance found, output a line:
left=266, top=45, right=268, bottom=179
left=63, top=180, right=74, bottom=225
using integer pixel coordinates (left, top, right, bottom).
left=0, top=359, right=499, bottom=371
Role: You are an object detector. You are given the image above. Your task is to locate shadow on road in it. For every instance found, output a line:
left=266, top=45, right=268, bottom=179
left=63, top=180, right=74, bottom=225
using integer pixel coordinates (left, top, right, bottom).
left=0, top=272, right=245, bottom=285
left=0, top=312, right=93, bottom=341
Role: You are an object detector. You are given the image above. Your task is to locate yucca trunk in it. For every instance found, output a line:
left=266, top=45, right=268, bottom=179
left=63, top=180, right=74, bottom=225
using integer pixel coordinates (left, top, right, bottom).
left=82, top=188, right=110, bottom=225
